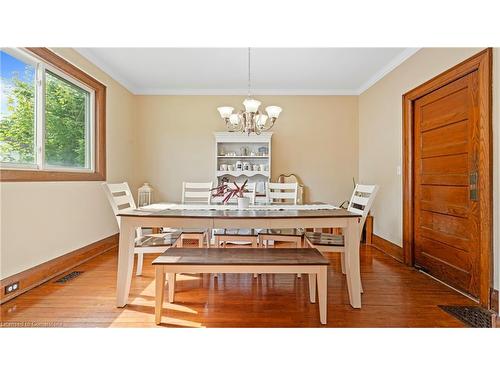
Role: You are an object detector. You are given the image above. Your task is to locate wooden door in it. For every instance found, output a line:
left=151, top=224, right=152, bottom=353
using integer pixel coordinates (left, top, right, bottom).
left=413, top=72, right=481, bottom=297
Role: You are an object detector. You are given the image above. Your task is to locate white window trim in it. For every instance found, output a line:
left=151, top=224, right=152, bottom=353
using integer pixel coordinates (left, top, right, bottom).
left=0, top=47, right=96, bottom=173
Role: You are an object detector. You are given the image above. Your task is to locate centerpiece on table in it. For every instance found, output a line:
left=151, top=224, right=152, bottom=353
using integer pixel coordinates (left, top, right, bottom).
left=211, top=179, right=250, bottom=209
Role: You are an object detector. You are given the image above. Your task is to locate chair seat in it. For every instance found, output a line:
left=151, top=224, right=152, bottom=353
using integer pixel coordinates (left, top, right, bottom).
left=259, top=228, right=304, bottom=237
left=135, top=232, right=181, bottom=247
left=178, top=228, right=209, bottom=235
left=305, top=232, right=344, bottom=246
left=214, top=228, right=258, bottom=237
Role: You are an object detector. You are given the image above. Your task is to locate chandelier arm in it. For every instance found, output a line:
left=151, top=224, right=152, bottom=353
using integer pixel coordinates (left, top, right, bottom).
left=261, top=119, right=276, bottom=132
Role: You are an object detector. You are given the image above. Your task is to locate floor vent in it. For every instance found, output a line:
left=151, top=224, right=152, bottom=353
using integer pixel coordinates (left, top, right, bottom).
left=439, top=305, right=496, bottom=328
left=55, top=271, right=83, bottom=284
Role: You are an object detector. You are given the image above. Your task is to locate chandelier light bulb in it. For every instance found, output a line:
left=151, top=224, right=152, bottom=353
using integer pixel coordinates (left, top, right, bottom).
left=266, top=106, right=282, bottom=119
left=229, top=113, right=240, bottom=125
left=217, top=106, right=234, bottom=119
left=243, top=98, right=261, bottom=113
left=256, top=114, right=268, bottom=126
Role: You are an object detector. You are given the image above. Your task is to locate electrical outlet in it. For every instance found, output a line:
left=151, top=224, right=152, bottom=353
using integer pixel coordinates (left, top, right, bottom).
left=4, top=281, right=19, bottom=295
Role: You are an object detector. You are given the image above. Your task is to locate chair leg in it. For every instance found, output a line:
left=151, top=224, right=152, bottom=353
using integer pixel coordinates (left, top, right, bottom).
left=213, top=236, right=219, bottom=278
left=205, top=231, right=210, bottom=247
left=136, top=253, right=144, bottom=276
left=167, top=273, right=176, bottom=303
left=296, top=237, right=301, bottom=278
left=253, top=238, right=258, bottom=278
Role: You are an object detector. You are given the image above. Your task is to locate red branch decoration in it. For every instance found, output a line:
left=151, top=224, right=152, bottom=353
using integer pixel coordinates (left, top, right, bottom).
left=211, top=179, right=248, bottom=204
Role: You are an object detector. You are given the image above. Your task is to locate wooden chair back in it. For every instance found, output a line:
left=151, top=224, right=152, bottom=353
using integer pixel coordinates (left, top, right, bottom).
left=102, top=182, right=142, bottom=237
left=266, top=182, right=298, bottom=204
left=244, top=182, right=257, bottom=204
left=182, top=182, right=213, bottom=204
left=277, top=173, right=304, bottom=204
left=347, top=184, right=379, bottom=235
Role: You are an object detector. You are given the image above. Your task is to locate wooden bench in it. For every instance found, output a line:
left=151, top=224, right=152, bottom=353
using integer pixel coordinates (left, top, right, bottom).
left=153, top=247, right=330, bottom=325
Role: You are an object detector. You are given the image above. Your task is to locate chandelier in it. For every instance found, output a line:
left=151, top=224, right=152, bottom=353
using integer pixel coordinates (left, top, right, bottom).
left=217, top=48, right=282, bottom=135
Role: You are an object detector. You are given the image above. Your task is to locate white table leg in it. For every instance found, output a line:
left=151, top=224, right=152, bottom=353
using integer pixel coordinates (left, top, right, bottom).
left=345, top=218, right=362, bottom=308
left=155, top=266, right=165, bottom=324
left=340, top=253, right=346, bottom=275
left=116, top=220, right=136, bottom=307
left=308, top=273, right=316, bottom=303
left=317, top=266, right=327, bottom=324
left=167, top=273, right=176, bottom=303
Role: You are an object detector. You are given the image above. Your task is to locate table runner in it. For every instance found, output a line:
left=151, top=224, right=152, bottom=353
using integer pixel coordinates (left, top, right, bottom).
left=138, top=203, right=338, bottom=212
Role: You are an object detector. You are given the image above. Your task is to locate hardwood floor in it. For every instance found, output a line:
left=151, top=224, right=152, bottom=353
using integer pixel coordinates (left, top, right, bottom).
left=0, top=243, right=482, bottom=328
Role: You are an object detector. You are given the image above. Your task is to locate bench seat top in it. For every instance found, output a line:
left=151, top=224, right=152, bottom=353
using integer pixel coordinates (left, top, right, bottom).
left=152, top=247, right=329, bottom=266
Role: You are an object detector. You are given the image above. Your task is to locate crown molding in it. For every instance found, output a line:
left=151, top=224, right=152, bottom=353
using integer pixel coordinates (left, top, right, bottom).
left=75, top=48, right=421, bottom=96
left=356, top=48, right=420, bottom=94
left=75, top=48, right=139, bottom=94
left=133, top=88, right=359, bottom=96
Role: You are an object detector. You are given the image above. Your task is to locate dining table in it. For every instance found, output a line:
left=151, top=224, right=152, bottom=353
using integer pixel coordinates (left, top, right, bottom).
left=115, top=203, right=362, bottom=308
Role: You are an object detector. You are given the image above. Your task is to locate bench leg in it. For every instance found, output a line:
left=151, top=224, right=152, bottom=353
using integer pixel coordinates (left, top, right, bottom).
left=167, top=273, right=176, bottom=303
left=317, top=266, right=327, bottom=325
left=155, top=266, right=165, bottom=325
left=308, top=273, right=316, bottom=303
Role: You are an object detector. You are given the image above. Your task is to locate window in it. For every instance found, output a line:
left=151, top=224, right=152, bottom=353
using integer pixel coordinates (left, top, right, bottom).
left=0, top=48, right=105, bottom=181
left=0, top=50, right=36, bottom=166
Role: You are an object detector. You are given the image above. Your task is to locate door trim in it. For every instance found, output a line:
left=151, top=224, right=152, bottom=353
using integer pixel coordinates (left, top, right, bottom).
left=402, top=48, right=493, bottom=308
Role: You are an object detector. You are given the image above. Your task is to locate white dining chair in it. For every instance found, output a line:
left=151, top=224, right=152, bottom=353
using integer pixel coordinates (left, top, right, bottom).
left=102, top=182, right=180, bottom=276
left=257, top=182, right=303, bottom=278
left=179, top=182, right=213, bottom=247
left=259, top=182, right=303, bottom=247
left=304, top=184, right=379, bottom=295
left=182, top=181, right=213, bottom=204
left=214, top=182, right=258, bottom=247
left=265, top=182, right=298, bottom=204
left=213, top=182, right=260, bottom=278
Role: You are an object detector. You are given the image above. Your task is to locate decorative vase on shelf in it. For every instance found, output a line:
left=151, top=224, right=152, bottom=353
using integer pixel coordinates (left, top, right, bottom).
left=237, top=196, right=250, bottom=209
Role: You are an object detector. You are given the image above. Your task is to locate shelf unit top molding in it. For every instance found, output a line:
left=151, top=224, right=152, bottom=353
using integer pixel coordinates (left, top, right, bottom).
left=216, top=170, right=270, bottom=177
left=213, top=131, right=273, bottom=143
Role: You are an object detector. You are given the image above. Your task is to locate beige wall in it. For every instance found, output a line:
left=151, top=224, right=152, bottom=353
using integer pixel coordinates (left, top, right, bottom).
left=135, top=95, right=358, bottom=205
left=0, top=48, right=139, bottom=279
left=358, top=47, right=499, bottom=289
left=2, top=47, right=498, bottom=295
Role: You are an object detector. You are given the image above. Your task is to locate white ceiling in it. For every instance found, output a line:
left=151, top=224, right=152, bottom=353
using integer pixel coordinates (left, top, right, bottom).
left=75, top=48, right=419, bottom=95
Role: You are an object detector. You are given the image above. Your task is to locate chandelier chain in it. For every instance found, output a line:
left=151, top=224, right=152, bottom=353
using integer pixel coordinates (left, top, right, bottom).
left=247, top=47, right=251, bottom=97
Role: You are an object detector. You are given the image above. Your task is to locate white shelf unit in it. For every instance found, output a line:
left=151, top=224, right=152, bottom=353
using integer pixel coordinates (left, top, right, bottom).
left=214, top=132, right=272, bottom=202
left=216, top=170, right=270, bottom=177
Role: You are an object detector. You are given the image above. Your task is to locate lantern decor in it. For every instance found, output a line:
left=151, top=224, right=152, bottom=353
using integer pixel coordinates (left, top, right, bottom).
left=138, top=183, right=153, bottom=207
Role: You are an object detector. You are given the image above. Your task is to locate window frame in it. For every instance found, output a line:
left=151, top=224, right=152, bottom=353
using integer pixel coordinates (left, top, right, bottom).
left=0, top=47, right=106, bottom=182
